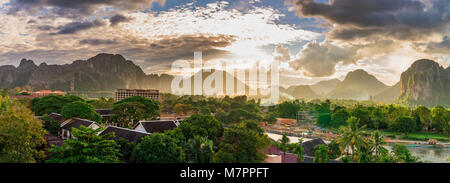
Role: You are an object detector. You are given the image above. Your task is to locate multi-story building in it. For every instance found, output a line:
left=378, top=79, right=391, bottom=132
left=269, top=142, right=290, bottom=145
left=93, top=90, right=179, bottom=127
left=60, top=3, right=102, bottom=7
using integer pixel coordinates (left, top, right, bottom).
left=114, top=89, right=161, bottom=102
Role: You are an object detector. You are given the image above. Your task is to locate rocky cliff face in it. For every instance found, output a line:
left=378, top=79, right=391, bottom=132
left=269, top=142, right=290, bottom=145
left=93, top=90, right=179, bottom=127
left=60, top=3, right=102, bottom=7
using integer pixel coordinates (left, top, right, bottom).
left=0, top=53, right=174, bottom=92
left=397, top=59, right=449, bottom=107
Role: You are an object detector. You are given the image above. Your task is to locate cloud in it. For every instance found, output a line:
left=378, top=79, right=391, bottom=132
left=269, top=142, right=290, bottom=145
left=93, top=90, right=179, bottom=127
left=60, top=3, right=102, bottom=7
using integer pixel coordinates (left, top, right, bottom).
left=109, top=14, right=132, bottom=26
left=53, top=20, right=105, bottom=34
left=288, top=0, right=449, bottom=40
left=9, top=0, right=166, bottom=15
left=273, top=45, right=291, bottom=62
left=289, top=40, right=395, bottom=77
left=119, top=34, right=236, bottom=65
left=413, top=36, right=450, bottom=54
left=79, top=39, right=118, bottom=45
left=285, top=0, right=449, bottom=79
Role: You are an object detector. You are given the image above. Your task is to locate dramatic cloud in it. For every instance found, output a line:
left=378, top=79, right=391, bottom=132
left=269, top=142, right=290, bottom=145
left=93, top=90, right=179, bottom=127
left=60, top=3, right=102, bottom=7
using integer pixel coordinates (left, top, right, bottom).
left=79, top=39, right=118, bottom=45
left=9, top=0, right=166, bottom=15
left=288, top=0, right=449, bottom=40
left=290, top=40, right=395, bottom=77
left=414, top=36, right=450, bottom=54
left=109, top=14, right=132, bottom=26
left=286, top=0, right=450, bottom=80
left=53, top=20, right=105, bottom=34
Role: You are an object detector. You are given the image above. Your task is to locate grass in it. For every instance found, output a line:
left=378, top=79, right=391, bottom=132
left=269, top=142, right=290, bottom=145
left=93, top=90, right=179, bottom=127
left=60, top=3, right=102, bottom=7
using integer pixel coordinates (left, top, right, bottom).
left=374, top=130, right=450, bottom=142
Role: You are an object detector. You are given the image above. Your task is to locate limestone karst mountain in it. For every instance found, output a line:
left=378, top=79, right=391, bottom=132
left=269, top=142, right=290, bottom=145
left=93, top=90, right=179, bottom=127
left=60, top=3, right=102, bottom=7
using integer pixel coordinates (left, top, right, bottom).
left=0, top=53, right=173, bottom=92
left=328, top=69, right=388, bottom=100
left=397, top=59, right=450, bottom=107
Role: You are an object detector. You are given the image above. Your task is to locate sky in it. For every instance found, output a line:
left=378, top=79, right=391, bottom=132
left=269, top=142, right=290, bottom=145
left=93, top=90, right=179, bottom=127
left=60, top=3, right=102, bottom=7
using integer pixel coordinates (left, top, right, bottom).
left=0, top=0, right=448, bottom=86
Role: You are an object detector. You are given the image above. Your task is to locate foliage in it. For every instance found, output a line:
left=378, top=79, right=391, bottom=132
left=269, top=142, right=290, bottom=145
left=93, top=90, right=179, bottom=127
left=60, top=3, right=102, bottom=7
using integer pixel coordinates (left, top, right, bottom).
left=131, top=133, right=183, bottom=163
left=275, top=133, right=290, bottom=161
left=331, top=108, right=350, bottom=128
left=46, top=126, right=121, bottom=163
left=317, top=113, right=332, bottom=128
left=337, top=117, right=367, bottom=160
left=276, top=101, right=301, bottom=119
left=111, top=102, right=146, bottom=128
left=431, top=106, right=450, bottom=133
left=178, top=114, right=223, bottom=142
left=391, top=144, right=419, bottom=163
left=61, top=101, right=101, bottom=122
left=291, top=143, right=305, bottom=163
left=31, top=95, right=84, bottom=116
left=41, top=115, right=61, bottom=135
left=313, top=144, right=329, bottom=163
left=115, top=138, right=137, bottom=162
left=214, top=122, right=270, bottom=163
left=184, top=136, right=215, bottom=163
left=327, top=140, right=341, bottom=159
left=368, top=131, right=387, bottom=158
left=115, top=96, right=160, bottom=120
left=0, top=101, right=46, bottom=163
left=411, top=106, right=431, bottom=131
left=391, top=116, right=417, bottom=135
left=87, top=97, right=115, bottom=109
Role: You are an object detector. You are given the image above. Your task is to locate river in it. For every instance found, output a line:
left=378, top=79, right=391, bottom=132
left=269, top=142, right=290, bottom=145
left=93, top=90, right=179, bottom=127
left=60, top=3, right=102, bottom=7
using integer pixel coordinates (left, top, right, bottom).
left=266, top=132, right=450, bottom=163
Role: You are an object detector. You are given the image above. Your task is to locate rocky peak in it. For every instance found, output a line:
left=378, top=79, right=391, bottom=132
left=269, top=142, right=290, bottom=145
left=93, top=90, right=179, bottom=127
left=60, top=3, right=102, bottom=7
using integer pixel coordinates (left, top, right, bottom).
left=88, top=53, right=127, bottom=63
left=397, top=59, right=449, bottom=107
left=18, top=59, right=37, bottom=69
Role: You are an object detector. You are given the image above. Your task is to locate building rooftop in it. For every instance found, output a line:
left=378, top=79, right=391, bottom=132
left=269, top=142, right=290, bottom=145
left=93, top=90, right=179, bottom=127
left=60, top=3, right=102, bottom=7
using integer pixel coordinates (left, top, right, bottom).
left=99, top=126, right=150, bottom=143
left=134, top=120, right=177, bottom=133
left=300, top=138, right=327, bottom=156
left=61, top=118, right=97, bottom=131
left=95, top=109, right=112, bottom=115
left=48, top=113, right=66, bottom=123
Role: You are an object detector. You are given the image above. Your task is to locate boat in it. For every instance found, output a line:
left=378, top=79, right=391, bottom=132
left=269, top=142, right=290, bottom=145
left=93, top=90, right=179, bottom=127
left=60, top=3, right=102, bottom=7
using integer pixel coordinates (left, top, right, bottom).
left=408, top=144, right=420, bottom=147
left=423, top=145, right=435, bottom=148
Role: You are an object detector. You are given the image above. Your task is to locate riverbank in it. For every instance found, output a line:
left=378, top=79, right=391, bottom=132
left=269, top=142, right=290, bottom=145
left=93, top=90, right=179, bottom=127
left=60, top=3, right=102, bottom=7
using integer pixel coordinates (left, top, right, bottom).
left=375, top=130, right=450, bottom=143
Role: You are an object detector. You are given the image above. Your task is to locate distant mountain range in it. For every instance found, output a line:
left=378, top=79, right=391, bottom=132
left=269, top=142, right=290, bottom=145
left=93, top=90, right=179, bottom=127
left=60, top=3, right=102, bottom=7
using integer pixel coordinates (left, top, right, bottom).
left=0, top=53, right=448, bottom=107
left=0, top=54, right=173, bottom=92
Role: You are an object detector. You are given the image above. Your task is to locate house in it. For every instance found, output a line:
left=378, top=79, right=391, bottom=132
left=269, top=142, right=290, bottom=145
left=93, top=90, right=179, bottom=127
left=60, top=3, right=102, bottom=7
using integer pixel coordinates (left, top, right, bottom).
left=133, top=120, right=178, bottom=133
left=60, top=118, right=100, bottom=139
left=276, top=118, right=297, bottom=126
left=300, top=138, right=327, bottom=156
left=95, top=109, right=112, bottom=122
left=48, top=113, right=66, bottom=124
left=99, top=126, right=150, bottom=143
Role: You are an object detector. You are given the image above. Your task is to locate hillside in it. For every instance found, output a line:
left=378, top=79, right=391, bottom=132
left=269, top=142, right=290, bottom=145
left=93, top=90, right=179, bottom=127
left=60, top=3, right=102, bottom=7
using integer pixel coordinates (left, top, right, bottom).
left=328, top=69, right=388, bottom=100
left=373, top=82, right=400, bottom=102
left=310, top=79, right=341, bottom=95
left=285, top=85, right=319, bottom=99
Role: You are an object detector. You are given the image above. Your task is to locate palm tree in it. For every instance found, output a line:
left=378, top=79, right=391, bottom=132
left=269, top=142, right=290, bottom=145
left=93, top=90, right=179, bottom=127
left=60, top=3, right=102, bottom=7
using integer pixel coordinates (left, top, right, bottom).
left=277, top=133, right=290, bottom=162
left=291, top=143, right=304, bottom=163
left=337, top=117, right=366, bottom=160
left=369, top=131, right=387, bottom=158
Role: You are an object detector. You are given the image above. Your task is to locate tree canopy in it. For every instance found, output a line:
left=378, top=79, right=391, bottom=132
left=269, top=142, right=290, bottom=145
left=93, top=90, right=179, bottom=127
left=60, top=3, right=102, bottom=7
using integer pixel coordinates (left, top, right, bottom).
left=61, top=101, right=101, bottom=122
left=131, top=133, right=183, bottom=163
left=115, top=96, right=160, bottom=120
left=0, top=101, right=46, bottom=163
left=46, top=126, right=121, bottom=163
left=178, top=114, right=223, bottom=142
left=31, top=95, right=84, bottom=116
